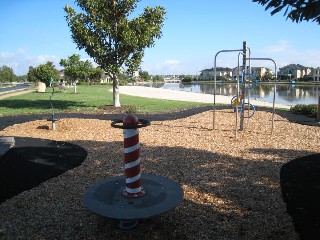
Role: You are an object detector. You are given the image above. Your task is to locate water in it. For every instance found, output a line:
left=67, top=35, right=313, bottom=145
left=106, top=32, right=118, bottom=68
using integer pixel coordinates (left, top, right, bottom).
left=147, top=82, right=320, bottom=105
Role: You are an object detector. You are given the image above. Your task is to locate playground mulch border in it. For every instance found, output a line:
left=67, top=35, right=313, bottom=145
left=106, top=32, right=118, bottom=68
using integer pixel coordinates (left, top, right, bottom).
left=0, top=107, right=319, bottom=240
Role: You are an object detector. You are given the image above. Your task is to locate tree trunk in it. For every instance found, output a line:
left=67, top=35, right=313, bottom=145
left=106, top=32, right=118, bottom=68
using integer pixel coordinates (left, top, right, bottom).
left=113, top=75, right=121, bottom=107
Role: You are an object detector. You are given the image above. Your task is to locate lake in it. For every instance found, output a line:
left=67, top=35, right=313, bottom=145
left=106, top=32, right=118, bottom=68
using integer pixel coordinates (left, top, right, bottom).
left=146, top=82, right=320, bottom=105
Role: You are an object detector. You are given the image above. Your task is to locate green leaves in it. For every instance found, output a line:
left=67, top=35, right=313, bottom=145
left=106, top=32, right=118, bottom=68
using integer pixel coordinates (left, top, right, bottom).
left=253, top=0, right=320, bottom=24
left=32, top=61, right=59, bottom=86
left=64, top=0, right=166, bottom=106
left=59, top=54, right=95, bottom=81
left=64, top=0, right=166, bottom=74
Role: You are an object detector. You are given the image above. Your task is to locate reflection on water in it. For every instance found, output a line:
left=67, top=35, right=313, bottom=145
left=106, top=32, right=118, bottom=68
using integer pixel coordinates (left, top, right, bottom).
left=146, top=82, right=320, bottom=105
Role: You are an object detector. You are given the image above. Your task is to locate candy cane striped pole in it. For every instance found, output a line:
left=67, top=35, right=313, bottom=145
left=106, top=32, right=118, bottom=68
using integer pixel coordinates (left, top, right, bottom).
left=122, top=115, right=146, bottom=198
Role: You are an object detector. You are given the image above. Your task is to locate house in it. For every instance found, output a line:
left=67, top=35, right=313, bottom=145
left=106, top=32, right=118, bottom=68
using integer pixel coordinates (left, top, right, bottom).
left=278, top=64, right=312, bottom=80
left=312, top=67, right=320, bottom=81
left=199, top=67, right=232, bottom=80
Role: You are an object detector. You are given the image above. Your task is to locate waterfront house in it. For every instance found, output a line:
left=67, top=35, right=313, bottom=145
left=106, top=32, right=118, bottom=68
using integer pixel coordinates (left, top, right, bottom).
left=199, top=67, right=233, bottom=80
left=312, top=67, right=320, bottom=81
left=278, top=64, right=312, bottom=80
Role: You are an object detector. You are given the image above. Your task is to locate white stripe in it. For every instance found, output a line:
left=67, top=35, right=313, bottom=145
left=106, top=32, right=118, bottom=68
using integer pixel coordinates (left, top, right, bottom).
left=126, top=173, right=141, bottom=183
left=125, top=158, right=140, bottom=169
left=126, top=187, right=142, bottom=193
left=124, top=143, right=140, bottom=154
left=124, top=129, right=139, bottom=139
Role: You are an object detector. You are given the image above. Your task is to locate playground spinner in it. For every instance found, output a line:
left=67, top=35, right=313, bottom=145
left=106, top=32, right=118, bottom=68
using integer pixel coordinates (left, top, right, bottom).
left=84, top=114, right=184, bottom=229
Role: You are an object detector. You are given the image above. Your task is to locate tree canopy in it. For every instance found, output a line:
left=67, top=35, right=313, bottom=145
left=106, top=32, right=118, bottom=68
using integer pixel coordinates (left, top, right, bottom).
left=64, top=0, right=166, bottom=106
left=253, top=0, right=320, bottom=24
left=31, top=61, right=59, bottom=86
left=0, top=66, right=16, bottom=83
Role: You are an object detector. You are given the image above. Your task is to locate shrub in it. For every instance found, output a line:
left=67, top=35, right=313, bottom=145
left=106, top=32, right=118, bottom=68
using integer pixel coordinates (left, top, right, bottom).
left=290, top=104, right=318, bottom=117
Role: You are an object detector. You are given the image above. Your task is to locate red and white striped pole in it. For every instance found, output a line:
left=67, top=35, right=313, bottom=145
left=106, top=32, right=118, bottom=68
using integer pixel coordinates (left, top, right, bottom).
left=122, top=115, right=146, bottom=198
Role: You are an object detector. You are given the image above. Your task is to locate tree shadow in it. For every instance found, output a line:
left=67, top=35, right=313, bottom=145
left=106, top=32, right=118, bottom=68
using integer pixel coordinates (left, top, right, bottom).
left=0, top=99, right=87, bottom=111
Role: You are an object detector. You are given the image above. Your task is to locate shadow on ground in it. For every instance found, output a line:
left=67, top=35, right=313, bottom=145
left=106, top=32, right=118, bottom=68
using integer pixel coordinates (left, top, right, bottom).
left=0, top=137, right=87, bottom=203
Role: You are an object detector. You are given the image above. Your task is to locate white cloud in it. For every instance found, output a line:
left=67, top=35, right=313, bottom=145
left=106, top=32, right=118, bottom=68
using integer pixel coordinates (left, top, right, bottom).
left=164, top=59, right=180, bottom=65
left=258, top=40, right=320, bottom=68
left=0, top=49, right=61, bottom=75
left=260, top=40, right=290, bottom=54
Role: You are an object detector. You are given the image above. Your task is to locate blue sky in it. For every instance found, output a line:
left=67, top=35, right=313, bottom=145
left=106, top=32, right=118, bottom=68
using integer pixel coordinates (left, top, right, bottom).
left=1, top=0, right=319, bottom=76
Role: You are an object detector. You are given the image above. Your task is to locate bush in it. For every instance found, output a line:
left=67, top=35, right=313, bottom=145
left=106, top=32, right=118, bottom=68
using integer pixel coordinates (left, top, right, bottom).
left=290, top=104, right=318, bottom=117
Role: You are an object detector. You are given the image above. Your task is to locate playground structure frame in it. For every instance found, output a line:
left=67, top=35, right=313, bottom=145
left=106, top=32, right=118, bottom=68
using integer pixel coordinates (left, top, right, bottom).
left=213, top=41, right=277, bottom=135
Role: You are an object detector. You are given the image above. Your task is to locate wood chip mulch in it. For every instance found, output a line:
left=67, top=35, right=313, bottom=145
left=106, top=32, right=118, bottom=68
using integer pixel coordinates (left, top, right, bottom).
left=0, top=108, right=319, bottom=240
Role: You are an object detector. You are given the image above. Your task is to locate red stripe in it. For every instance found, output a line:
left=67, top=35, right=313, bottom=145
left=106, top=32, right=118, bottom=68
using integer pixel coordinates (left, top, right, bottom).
left=125, top=165, right=140, bottom=178
left=124, top=149, right=140, bottom=164
left=124, top=134, right=139, bottom=148
left=126, top=179, right=141, bottom=189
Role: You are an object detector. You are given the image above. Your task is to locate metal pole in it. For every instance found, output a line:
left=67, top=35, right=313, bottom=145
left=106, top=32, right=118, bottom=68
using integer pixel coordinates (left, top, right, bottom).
left=247, top=47, right=251, bottom=126
left=240, top=41, right=247, bottom=131
left=247, top=57, right=277, bottom=134
left=213, top=49, right=242, bottom=130
left=236, top=53, right=243, bottom=138
left=317, top=95, right=320, bottom=122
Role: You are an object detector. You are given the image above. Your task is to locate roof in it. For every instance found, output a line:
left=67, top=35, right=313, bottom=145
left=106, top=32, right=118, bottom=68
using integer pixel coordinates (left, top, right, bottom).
left=279, top=64, right=309, bottom=70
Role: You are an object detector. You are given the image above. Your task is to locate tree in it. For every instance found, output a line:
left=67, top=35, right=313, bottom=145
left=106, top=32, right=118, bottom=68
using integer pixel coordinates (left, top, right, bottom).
left=264, top=68, right=273, bottom=80
left=88, top=67, right=105, bottom=83
left=27, top=66, right=38, bottom=83
left=152, top=75, right=164, bottom=82
left=0, top=66, right=16, bottom=83
left=33, top=61, right=59, bottom=86
left=253, top=0, right=320, bottom=24
left=139, top=70, right=150, bottom=81
left=64, top=0, right=166, bottom=107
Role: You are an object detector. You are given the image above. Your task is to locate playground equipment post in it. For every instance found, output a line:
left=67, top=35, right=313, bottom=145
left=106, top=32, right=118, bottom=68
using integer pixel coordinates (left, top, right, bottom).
left=240, top=41, right=246, bottom=131
left=317, top=95, right=320, bottom=122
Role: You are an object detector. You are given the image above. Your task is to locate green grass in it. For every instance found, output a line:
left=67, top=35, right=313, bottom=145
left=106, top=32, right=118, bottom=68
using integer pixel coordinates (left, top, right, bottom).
left=0, top=85, right=210, bottom=116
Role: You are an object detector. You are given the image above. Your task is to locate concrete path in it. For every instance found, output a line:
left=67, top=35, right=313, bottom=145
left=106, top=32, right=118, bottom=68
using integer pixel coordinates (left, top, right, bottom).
left=0, top=89, right=35, bottom=100
left=120, top=86, right=292, bottom=110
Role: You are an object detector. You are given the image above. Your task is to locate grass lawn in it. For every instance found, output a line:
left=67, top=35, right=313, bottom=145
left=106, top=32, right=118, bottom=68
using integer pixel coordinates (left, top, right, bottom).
left=0, top=85, right=211, bottom=116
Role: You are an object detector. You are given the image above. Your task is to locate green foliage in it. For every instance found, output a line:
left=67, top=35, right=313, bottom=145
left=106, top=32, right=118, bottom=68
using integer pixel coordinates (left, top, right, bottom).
left=27, top=66, right=38, bottom=83
left=253, top=0, right=320, bottom=24
left=152, top=75, right=164, bottom=82
left=290, top=104, right=318, bottom=117
left=64, top=0, right=166, bottom=106
left=60, top=54, right=95, bottom=83
left=0, top=65, right=17, bottom=83
left=264, top=68, right=273, bottom=80
left=139, top=70, right=150, bottom=81
left=32, top=62, right=59, bottom=86
left=181, top=75, right=194, bottom=83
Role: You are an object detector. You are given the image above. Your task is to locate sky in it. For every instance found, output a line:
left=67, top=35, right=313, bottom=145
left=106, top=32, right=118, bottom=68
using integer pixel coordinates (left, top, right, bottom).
left=1, top=0, right=320, bottom=76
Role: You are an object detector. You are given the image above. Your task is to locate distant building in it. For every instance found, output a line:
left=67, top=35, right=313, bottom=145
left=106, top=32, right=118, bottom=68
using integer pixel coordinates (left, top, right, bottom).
left=278, top=64, right=312, bottom=80
left=199, top=67, right=232, bottom=80
left=312, top=67, right=320, bottom=81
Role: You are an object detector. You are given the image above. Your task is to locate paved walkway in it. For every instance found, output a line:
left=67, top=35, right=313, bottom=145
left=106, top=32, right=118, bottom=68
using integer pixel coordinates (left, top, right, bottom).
left=120, top=86, right=292, bottom=110
left=0, top=89, right=35, bottom=99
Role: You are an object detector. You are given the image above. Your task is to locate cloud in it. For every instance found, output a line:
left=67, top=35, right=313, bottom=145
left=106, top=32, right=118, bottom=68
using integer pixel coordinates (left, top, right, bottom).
left=261, top=40, right=290, bottom=54
left=0, top=49, right=60, bottom=75
left=142, top=59, right=183, bottom=75
left=258, top=40, right=320, bottom=68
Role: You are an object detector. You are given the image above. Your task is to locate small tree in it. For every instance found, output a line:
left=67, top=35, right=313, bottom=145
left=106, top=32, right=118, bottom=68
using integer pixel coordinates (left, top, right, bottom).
left=264, top=68, right=273, bottom=80
left=88, top=67, right=105, bottom=84
left=64, top=0, right=166, bottom=107
left=253, top=0, right=320, bottom=24
left=152, top=75, right=164, bottom=82
left=60, top=54, right=95, bottom=93
left=33, top=62, right=59, bottom=86
left=139, top=70, right=150, bottom=81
